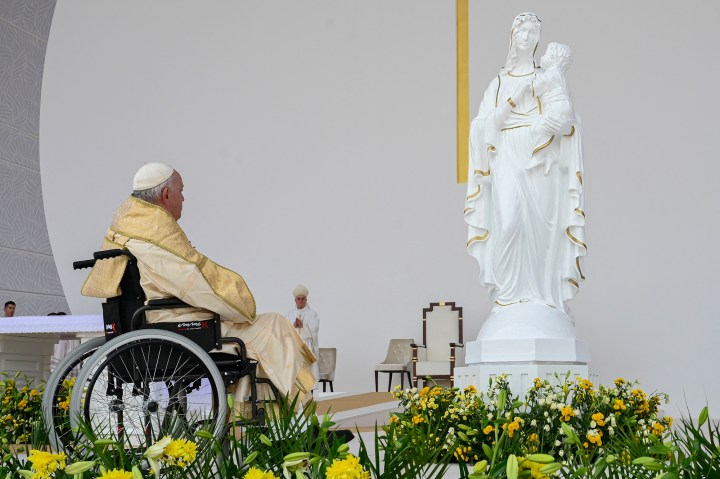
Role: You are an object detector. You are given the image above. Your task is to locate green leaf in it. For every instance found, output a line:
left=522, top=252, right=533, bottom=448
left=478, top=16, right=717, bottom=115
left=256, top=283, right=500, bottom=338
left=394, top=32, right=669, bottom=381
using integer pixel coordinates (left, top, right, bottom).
left=195, top=429, right=214, bottom=439
left=93, top=438, right=116, bottom=447
left=592, top=457, right=607, bottom=478
left=572, top=467, right=587, bottom=477
left=648, top=445, right=672, bottom=455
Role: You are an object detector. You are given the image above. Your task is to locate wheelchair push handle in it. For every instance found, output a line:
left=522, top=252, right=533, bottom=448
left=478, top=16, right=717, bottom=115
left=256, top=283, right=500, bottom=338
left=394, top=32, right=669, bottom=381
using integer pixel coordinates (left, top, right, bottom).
left=94, top=249, right=132, bottom=260
left=73, top=259, right=96, bottom=270
left=73, top=249, right=132, bottom=270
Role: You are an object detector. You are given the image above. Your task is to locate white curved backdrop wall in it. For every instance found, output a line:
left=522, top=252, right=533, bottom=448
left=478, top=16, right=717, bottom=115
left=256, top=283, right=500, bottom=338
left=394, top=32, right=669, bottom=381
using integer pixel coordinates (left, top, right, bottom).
left=41, top=1, right=720, bottom=415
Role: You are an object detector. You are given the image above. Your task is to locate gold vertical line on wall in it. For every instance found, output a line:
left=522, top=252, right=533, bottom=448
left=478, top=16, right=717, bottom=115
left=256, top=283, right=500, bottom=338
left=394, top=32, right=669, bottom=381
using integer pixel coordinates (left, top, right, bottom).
left=456, top=0, right=469, bottom=183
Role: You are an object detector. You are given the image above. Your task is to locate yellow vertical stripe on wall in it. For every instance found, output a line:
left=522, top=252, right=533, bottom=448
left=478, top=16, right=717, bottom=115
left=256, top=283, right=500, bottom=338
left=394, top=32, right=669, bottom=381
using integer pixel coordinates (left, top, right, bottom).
left=456, top=0, right=469, bottom=183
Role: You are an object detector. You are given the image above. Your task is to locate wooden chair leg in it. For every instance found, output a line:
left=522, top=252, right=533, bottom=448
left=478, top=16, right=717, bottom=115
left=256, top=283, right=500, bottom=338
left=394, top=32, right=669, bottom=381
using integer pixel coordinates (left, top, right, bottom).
left=329, top=381, right=333, bottom=392
left=405, top=371, right=412, bottom=387
left=323, top=381, right=327, bottom=393
left=400, top=371, right=404, bottom=389
left=375, top=371, right=379, bottom=392
left=387, top=372, right=393, bottom=392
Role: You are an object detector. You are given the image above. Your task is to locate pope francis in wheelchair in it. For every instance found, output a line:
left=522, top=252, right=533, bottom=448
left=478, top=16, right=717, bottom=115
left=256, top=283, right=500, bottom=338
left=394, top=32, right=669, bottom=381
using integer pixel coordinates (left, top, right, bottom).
left=43, top=163, right=316, bottom=452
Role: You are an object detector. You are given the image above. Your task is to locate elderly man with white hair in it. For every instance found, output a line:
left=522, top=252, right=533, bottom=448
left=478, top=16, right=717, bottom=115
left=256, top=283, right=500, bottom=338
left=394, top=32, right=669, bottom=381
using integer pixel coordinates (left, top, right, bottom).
left=82, top=163, right=317, bottom=414
left=287, top=284, right=320, bottom=387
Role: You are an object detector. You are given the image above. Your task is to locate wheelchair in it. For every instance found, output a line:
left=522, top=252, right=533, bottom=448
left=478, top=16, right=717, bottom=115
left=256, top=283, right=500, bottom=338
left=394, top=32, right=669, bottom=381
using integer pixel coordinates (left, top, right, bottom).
left=42, top=249, right=278, bottom=453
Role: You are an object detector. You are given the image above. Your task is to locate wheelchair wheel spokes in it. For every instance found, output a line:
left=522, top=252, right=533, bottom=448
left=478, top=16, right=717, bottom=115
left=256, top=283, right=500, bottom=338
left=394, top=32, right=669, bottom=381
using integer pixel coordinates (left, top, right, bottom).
left=72, top=332, right=225, bottom=453
left=42, top=336, right=106, bottom=452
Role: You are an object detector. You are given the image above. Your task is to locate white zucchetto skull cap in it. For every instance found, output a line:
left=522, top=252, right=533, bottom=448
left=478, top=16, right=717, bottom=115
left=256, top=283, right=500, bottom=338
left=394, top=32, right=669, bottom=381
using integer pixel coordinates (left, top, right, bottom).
left=293, top=284, right=309, bottom=297
left=133, top=162, right=174, bottom=191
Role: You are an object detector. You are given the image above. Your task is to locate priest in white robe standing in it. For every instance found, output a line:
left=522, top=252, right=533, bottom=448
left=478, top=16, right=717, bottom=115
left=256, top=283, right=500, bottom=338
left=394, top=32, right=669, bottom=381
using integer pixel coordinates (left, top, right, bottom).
left=82, top=162, right=317, bottom=415
left=287, top=284, right=320, bottom=388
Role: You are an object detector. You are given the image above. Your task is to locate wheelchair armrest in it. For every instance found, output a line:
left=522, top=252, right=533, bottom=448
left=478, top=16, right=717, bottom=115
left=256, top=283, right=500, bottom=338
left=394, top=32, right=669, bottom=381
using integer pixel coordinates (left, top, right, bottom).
left=130, top=299, right=194, bottom=331
left=220, top=337, right=248, bottom=361
left=146, top=298, right=191, bottom=308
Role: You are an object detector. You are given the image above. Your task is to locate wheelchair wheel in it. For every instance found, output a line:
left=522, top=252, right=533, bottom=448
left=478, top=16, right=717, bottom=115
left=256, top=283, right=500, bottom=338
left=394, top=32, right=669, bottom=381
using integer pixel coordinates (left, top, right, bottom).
left=42, top=336, right=106, bottom=452
left=69, top=330, right=227, bottom=455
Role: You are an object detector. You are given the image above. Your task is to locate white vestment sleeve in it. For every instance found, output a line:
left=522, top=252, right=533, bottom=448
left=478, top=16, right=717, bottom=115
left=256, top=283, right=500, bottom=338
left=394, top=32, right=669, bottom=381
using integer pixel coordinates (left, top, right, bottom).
left=127, top=239, right=250, bottom=323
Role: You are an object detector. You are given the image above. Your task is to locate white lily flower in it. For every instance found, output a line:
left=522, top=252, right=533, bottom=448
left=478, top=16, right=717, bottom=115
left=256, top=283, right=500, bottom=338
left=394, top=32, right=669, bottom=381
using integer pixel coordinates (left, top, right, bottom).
left=144, top=436, right=172, bottom=459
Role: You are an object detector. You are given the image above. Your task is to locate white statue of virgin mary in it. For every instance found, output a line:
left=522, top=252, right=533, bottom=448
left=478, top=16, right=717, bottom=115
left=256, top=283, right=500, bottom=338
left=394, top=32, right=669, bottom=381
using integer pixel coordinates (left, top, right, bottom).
left=465, top=12, right=586, bottom=338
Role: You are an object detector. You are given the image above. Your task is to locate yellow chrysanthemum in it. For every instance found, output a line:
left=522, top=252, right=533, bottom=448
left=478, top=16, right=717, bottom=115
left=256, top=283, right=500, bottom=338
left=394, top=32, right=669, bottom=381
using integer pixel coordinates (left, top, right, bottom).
left=560, top=405, right=575, bottom=422
left=464, top=384, right=477, bottom=395
left=411, top=414, right=425, bottom=425
left=57, top=398, right=70, bottom=411
left=483, top=425, right=494, bottom=435
left=30, top=389, right=40, bottom=398
left=326, top=454, right=370, bottom=479
left=635, top=400, right=650, bottom=414
left=613, top=399, right=627, bottom=411
left=577, top=378, right=594, bottom=390
left=614, top=378, right=625, bottom=386
left=591, top=412, right=605, bottom=426
left=162, top=438, right=198, bottom=468
left=98, top=469, right=133, bottom=479
left=519, top=457, right=551, bottom=479
left=243, top=467, right=279, bottom=479
left=418, top=387, right=430, bottom=397
left=505, top=420, right=520, bottom=438
left=27, top=450, right=67, bottom=479
left=586, top=430, right=603, bottom=447
left=651, top=422, right=665, bottom=436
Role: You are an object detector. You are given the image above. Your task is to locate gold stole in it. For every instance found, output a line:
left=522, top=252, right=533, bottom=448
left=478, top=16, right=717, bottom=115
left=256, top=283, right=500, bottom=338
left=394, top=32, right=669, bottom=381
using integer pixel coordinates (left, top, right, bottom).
left=81, top=197, right=257, bottom=321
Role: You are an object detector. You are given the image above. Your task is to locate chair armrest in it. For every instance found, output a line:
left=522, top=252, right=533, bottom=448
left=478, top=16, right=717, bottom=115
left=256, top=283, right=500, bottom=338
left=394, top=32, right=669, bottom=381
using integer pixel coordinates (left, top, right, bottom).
left=410, top=343, right=426, bottom=349
left=450, top=342, right=464, bottom=348
left=146, top=298, right=191, bottom=308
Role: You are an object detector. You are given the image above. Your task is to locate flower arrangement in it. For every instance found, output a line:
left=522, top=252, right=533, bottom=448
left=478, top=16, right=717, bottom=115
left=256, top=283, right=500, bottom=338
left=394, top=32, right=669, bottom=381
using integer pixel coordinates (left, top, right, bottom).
left=388, top=373, right=674, bottom=477
left=0, top=370, right=717, bottom=479
left=0, top=373, right=44, bottom=445
left=16, top=434, right=200, bottom=479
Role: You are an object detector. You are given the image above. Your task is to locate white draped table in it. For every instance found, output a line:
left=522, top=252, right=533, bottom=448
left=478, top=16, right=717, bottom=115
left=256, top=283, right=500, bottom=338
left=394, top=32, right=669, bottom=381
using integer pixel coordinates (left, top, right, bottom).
left=0, top=315, right=103, bottom=381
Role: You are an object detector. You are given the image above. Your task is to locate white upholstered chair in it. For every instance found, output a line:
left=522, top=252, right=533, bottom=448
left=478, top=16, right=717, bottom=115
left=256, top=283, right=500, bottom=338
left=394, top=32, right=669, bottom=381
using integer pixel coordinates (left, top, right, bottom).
left=374, top=338, right=414, bottom=391
left=318, top=347, right=337, bottom=392
left=411, top=302, right=464, bottom=388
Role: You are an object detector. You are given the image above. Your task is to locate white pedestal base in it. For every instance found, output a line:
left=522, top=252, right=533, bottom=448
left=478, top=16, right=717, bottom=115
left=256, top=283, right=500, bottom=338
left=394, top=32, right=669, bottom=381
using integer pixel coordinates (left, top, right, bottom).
left=466, top=301, right=590, bottom=363
left=454, top=362, right=591, bottom=399
left=455, top=302, right=592, bottom=398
